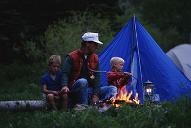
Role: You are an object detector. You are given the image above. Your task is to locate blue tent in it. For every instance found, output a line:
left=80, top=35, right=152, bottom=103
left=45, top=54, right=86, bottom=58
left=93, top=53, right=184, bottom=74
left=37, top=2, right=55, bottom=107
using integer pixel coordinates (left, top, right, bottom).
left=99, top=16, right=191, bottom=103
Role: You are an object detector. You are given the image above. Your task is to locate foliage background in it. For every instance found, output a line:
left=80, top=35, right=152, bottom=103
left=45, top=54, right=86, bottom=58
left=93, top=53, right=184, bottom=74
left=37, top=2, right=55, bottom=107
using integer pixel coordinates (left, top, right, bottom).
left=0, top=0, right=190, bottom=64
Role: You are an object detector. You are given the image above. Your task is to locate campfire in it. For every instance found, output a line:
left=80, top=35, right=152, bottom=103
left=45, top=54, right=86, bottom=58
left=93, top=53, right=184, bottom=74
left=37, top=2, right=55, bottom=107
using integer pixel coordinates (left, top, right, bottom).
left=109, top=86, right=140, bottom=107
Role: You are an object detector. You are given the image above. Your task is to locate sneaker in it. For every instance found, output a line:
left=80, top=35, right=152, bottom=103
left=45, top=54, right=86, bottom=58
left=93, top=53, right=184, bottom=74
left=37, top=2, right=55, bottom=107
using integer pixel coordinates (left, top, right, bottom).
left=74, top=104, right=88, bottom=111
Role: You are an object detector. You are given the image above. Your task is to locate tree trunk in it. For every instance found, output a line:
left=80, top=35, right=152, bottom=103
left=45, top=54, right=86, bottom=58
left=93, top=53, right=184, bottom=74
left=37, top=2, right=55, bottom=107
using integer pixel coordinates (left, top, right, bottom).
left=0, top=100, right=46, bottom=111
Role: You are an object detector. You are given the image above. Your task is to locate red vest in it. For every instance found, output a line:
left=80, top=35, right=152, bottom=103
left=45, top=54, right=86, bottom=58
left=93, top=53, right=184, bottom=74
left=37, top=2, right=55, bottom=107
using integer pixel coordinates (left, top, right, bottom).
left=68, top=49, right=99, bottom=87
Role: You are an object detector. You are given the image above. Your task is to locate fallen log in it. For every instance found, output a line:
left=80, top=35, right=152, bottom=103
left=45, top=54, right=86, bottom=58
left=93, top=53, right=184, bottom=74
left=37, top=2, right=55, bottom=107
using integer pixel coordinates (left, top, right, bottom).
left=0, top=100, right=47, bottom=111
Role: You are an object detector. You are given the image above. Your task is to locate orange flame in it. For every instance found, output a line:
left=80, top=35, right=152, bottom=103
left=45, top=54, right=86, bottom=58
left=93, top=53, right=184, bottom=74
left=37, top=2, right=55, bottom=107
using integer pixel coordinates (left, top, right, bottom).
left=112, top=86, right=140, bottom=107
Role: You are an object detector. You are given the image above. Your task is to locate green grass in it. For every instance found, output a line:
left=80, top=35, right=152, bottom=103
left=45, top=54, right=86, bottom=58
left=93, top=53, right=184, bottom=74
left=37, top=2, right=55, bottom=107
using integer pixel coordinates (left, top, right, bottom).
left=0, top=63, right=44, bottom=100
left=0, top=82, right=42, bottom=100
left=0, top=100, right=191, bottom=128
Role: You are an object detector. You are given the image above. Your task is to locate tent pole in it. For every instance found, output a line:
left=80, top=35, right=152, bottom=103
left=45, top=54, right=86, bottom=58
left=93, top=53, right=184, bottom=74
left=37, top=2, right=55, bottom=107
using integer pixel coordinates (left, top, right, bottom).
left=133, top=16, right=143, bottom=84
left=133, top=15, right=144, bottom=100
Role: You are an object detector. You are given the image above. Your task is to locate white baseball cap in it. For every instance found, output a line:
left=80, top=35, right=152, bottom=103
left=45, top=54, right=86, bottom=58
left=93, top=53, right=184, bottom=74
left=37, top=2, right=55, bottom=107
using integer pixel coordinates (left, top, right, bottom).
left=81, top=32, right=103, bottom=45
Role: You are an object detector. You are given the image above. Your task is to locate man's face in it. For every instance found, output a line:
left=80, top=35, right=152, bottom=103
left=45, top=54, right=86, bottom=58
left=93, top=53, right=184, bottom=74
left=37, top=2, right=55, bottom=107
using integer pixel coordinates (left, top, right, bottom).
left=86, top=42, right=98, bottom=54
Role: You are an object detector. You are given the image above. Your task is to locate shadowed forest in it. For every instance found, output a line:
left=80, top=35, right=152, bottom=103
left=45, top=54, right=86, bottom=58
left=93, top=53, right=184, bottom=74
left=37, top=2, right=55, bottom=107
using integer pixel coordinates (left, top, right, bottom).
left=0, top=0, right=190, bottom=64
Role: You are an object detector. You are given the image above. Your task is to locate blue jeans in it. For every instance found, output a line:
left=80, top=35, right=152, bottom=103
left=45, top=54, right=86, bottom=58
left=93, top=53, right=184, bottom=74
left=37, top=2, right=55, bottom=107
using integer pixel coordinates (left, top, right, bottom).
left=99, top=86, right=117, bottom=101
left=69, top=78, right=117, bottom=105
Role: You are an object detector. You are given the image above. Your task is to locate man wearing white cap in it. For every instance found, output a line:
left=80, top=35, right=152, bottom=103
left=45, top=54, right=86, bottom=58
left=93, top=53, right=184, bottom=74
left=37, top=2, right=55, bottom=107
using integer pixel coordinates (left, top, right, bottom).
left=61, top=32, right=117, bottom=107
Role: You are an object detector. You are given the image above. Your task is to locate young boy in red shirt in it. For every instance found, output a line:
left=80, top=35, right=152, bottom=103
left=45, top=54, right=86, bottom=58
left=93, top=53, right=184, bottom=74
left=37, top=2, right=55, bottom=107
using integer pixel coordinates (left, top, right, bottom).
left=107, top=57, right=132, bottom=91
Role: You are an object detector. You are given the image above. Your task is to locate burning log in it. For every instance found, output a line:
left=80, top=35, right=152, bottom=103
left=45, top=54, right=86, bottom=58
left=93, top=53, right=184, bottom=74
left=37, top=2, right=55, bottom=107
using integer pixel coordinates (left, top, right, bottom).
left=103, top=99, right=139, bottom=107
left=97, top=99, right=140, bottom=112
left=99, top=86, right=140, bottom=110
left=112, top=87, right=140, bottom=107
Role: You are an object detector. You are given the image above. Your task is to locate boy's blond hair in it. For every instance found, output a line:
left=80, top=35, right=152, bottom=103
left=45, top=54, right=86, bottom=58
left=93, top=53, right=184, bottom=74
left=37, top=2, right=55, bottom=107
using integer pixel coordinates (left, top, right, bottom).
left=110, top=57, right=125, bottom=67
left=48, top=55, right=61, bottom=66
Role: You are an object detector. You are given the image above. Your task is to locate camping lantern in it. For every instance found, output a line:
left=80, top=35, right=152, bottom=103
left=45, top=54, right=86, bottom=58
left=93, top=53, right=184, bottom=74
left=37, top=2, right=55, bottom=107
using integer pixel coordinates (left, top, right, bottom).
left=143, top=80, right=154, bottom=102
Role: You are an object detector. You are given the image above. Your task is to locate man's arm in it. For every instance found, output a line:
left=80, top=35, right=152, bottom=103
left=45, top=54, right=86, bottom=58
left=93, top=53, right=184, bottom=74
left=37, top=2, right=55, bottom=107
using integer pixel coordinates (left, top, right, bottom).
left=61, top=56, right=72, bottom=86
left=60, top=56, right=72, bottom=93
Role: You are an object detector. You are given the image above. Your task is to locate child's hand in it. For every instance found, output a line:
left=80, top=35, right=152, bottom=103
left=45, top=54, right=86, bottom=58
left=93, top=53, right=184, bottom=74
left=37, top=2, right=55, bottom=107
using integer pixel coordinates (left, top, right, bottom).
left=59, top=86, right=70, bottom=95
left=124, top=72, right=132, bottom=76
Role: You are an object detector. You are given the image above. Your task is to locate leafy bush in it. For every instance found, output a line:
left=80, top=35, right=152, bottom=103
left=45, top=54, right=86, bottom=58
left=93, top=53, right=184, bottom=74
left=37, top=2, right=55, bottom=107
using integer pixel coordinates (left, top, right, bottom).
left=22, top=11, right=115, bottom=63
left=22, top=40, right=45, bottom=62
left=0, top=63, right=44, bottom=100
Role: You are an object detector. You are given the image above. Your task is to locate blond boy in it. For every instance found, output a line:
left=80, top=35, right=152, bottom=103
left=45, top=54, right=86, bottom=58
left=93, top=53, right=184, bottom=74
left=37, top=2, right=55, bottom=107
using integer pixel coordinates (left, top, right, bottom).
left=107, top=57, right=132, bottom=89
left=40, top=55, right=68, bottom=110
